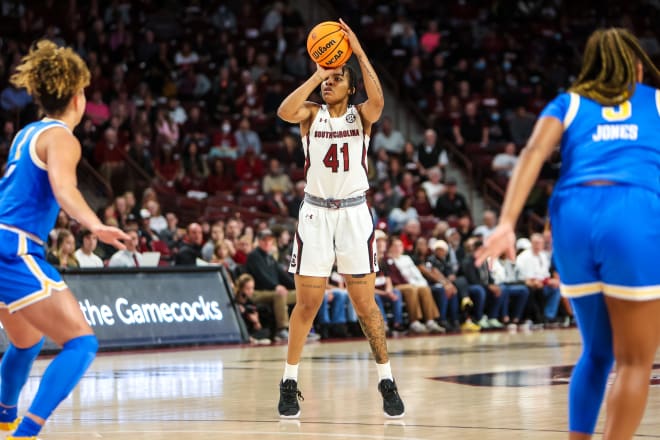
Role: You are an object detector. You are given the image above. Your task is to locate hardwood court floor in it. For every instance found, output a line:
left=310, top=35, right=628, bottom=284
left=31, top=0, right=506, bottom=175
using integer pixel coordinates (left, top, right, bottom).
left=17, top=329, right=660, bottom=439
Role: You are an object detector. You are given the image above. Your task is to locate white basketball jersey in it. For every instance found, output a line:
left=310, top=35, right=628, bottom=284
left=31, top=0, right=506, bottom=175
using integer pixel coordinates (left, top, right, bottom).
left=302, top=105, right=370, bottom=199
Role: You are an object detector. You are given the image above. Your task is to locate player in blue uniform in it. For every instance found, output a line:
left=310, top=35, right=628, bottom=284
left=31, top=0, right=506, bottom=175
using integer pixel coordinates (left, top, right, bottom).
left=475, top=28, right=660, bottom=439
left=0, top=40, right=128, bottom=439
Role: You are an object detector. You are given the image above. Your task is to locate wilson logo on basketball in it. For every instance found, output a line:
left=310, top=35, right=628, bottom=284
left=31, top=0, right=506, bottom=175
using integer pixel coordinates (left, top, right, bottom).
left=312, top=40, right=337, bottom=60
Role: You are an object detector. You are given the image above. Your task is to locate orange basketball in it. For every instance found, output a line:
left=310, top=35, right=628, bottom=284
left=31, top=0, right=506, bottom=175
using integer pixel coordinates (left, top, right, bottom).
left=306, top=21, right=352, bottom=68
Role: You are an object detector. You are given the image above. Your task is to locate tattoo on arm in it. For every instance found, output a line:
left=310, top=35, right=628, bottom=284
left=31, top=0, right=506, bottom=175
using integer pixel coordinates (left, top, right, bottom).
left=357, top=54, right=383, bottom=98
left=358, top=308, right=389, bottom=363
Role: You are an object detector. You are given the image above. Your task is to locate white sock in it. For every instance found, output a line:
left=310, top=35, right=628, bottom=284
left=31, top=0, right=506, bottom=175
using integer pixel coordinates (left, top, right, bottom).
left=283, top=362, right=299, bottom=381
left=376, top=361, right=393, bottom=382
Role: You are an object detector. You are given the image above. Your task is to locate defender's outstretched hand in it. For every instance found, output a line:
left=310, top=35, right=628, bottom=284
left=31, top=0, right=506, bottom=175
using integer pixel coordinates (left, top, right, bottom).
left=474, top=223, right=516, bottom=267
left=91, top=225, right=131, bottom=250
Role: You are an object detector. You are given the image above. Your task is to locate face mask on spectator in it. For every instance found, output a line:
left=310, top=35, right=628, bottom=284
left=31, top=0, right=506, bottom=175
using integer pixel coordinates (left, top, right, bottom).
left=222, top=123, right=231, bottom=133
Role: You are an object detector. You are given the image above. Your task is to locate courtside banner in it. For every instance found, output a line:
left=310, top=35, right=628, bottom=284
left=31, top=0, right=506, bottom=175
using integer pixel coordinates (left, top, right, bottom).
left=0, top=267, right=248, bottom=353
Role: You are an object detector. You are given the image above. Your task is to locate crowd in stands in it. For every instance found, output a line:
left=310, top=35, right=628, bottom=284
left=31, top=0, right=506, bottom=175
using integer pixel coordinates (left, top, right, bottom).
left=4, top=0, right=654, bottom=343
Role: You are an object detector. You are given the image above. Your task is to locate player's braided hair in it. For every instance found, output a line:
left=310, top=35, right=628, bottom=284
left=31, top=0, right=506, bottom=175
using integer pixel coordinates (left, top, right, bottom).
left=569, top=28, right=660, bottom=106
left=10, top=40, right=90, bottom=115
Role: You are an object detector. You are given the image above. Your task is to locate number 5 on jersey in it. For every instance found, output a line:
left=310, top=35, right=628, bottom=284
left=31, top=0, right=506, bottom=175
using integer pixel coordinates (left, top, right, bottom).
left=323, top=143, right=349, bottom=172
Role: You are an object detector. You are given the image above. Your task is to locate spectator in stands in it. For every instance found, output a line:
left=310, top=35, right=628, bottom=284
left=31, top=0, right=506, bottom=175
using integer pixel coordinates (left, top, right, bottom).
left=85, top=89, right=110, bottom=127
left=174, top=222, right=204, bottom=266
left=399, top=218, right=422, bottom=253
left=508, top=105, right=536, bottom=146
left=276, top=132, right=306, bottom=170
left=235, top=117, right=262, bottom=156
left=155, top=108, right=180, bottom=147
left=371, top=115, right=405, bottom=155
left=453, top=101, right=488, bottom=148
left=385, top=236, right=444, bottom=333
left=461, top=237, right=504, bottom=329
left=112, top=195, right=130, bottom=230
left=135, top=208, right=159, bottom=251
left=49, top=210, right=72, bottom=247
left=153, top=144, right=183, bottom=189
left=388, top=196, right=418, bottom=235
left=126, top=132, right=155, bottom=182
left=145, top=200, right=167, bottom=235
left=94, top=126, right=127, bottom=185
left=489, top=253, right=530, bottom=330
left=425, top=240, right=461, bottom=332
left=174, top=41, right=199, bottom=69
left=211, top=240, right=239, bottom=280
left=181, top=140, right=209, bottom=191
left=47, top=230, right=79, bottom=270
left=456, top=213, right=474, bottom=243
left=287, top=180, right=306, bottom=219
left=492, top=142, right=519, bottom=179
left=234, top=273, right=272, bottom=344
left=400, top=141, right=421, bottom=179
left=181, top=105, right=209, bottom=149
left=245, top=228, right=297, bottom=341
left=264, top=189, right=290, bottom=217
left=318, top=270, right=359, bottom=339
left=419, top=19, right=441, bottom=54
left=263, top=157, right=293, bottom=195
left=233, top=234, right=254, bottom=266
left=74, top=229, right=104, bottom=268
left=159, top=212, right=182, bottom=250
left=235, top=149, right=265, bottom=182
left=444, top=227, right=464, bottom=274
left=108, top=229, right=143, bottom=268
left=402, top=55, right=423, bottom=105
left=421, top=167, right=445, bottom=209
left=204, top=158, right=234, bottom=194
left=433, top=177, right=469, bottom=219
left=417, top=128, right=449, bottom=176
left=395, top=171, right=416, bottom=199
left=211, top=4, right=238, bottom=32
left=373, top=230, right=405, bottom=333
left=202, top=221, right=225, bottom=261
left=209, top=118, right=238, bottom=159
left=405, top=172, right=429, bottom=209
left=473, top=209, right=498, bottom=240
left=516, top=233, right=561, bottom=325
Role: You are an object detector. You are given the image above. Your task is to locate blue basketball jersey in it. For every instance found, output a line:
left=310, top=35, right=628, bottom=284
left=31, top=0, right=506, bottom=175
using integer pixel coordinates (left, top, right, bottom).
left=540, top=83, right=660, bottom=193
left=0, top=118, right=69, bottom=242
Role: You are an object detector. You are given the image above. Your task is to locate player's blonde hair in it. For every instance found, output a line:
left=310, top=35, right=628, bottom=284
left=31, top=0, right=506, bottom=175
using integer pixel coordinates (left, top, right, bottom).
left=10, top=40, right=90, bottom=115
left=569, top=28, right=660, bottom=106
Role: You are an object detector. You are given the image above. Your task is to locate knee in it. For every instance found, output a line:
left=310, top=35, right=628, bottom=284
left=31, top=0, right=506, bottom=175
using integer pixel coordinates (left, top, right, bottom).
left=352, top=297, right=376, bottom=315
left=295, top=299, right=322, bottom=318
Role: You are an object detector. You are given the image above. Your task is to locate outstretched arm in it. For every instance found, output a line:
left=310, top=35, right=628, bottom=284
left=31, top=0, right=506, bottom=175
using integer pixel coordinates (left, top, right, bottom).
left=340, top=18, right=384, bottom=123
left=475, top=116, right=563, bottom=265
left=46, top=128, right=129, bottom=249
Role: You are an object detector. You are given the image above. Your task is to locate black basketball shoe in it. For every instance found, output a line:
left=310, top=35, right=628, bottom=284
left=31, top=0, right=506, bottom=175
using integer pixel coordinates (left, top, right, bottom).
left=378, top=379, right=405, bottom=418
left=278, top=379, right=304, bottom=418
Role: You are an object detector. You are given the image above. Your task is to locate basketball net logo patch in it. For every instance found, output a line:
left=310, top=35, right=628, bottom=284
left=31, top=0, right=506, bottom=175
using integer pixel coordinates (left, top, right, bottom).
left=345, top=113, right=356, bottom=123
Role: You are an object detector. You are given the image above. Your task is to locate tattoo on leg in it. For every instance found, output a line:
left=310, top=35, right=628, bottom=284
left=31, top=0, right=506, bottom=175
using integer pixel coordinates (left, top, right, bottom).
left=358, top=307, right=389, bottom=364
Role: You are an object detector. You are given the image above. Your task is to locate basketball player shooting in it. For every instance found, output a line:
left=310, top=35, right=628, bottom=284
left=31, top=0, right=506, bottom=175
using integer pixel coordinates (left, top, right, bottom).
left=275, top=18, right=405, bottom=419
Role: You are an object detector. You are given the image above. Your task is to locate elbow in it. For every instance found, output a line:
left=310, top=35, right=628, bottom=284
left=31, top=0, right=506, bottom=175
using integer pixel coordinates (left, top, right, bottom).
left=277, top=106, right=294, bottom=123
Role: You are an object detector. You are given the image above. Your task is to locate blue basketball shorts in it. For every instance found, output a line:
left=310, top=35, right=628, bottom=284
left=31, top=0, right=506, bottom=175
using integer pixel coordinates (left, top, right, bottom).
left=550, top=184, right=660, bottom=301
left=0, top=228, right=67, bottom=312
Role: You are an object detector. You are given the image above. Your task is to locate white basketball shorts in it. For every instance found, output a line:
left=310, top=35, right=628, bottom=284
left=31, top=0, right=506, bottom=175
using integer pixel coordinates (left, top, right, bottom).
left=289, top=201, right=378, bottom=277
